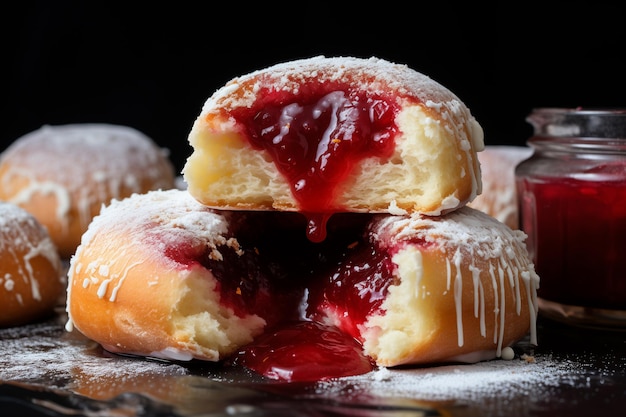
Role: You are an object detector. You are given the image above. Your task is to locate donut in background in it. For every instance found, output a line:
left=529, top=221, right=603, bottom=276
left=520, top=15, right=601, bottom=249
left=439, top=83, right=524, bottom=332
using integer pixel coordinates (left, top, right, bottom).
left=469, top=145, right=533, bottom=229
left=0, top=123, right=177, bottom=258
left=0, top=202, right=64, bottom=327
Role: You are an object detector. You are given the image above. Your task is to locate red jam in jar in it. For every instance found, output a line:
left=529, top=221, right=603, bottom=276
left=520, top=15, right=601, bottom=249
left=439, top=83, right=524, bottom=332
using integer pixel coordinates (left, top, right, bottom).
left=516, top=108, right=626, bottom=329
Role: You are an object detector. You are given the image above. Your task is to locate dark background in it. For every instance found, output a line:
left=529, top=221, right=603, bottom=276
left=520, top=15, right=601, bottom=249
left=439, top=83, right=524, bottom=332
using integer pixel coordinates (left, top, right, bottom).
left=3, top=2, right=626, bottom=173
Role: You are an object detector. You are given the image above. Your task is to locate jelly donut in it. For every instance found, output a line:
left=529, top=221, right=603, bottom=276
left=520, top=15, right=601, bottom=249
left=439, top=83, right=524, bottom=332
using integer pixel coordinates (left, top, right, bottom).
left=0, top=202, right=64, bottom=327
left=183, top=56, right=485, bottom=241
left=65, top=189, right=538, bottom=369
left=306, top=205, right=540, bottom=367
left=468, top=145, right=533, bottom=229
left=65, top=189, right=308, bottom=362
left=0, top=123, right=177, bottom=258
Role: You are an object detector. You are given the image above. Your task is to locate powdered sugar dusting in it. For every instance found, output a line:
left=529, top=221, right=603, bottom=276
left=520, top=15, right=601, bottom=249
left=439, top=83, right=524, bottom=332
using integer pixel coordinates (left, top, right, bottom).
left=0, top=124, right=176, bottom=249
left=65, top=189, right=232, bottom=333
left=207, top=56, right=456, bottom=110
left=200, top=56, right=482, bottom=150
left=0, top=316, right=188, bottom=391
left=73, top=189, right=229, bottom=259
left=1, top=312, right=623, bottom=416
left=1, top=124, right=173, bottom=187
left=312, top=349, right=616, bottom=417
left=188, top=56, right=484, bottom=220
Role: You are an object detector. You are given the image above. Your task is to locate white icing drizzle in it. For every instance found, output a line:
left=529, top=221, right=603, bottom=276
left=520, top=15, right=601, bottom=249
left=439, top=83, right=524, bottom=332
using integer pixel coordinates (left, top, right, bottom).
left=497, top=259, right=506, bottom=356
left=523, top=270, right=539, bottom=346
left=97, top=279, right=111, bottom=299
left=445, top=257, right=451, bottom=294
left=488, top=263, right=499, bottom=344
left=2, top=274, right=15, bottom=292
left=97, top=264, right=109, bottom=277
left=7, top=176, right=72, bottom=235
left=452, top=247, right=464, bottom=347
left=109, top=261, right=142, bottom=302
left=469, top=264, right=486, bottom=337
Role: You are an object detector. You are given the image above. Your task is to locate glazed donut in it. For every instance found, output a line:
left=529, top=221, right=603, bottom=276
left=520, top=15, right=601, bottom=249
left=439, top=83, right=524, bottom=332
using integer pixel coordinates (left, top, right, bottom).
left=0, top=202, right=64, bottom=327
left=183, top=56, right=484, bottom=240
left=468, top=145, right=533, bottom=229
left=306, top=205, right=539, bottom=367
left=0, top=123, right=177, bottom=258
left=66, top=189, right=538, bottom=369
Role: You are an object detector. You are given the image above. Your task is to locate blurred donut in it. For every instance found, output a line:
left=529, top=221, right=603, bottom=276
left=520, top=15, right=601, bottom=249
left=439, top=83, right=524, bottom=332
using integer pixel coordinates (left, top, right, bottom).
left=0, top=123, right=177, bottom=257
left=469, top=145, right=533, bottom=229
left=0, top=202, right=64, bottom=327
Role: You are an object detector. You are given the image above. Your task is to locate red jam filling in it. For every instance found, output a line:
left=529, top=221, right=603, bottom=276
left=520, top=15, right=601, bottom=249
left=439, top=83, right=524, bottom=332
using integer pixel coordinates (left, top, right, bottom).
left=165, top=211, right=399, bottom=382
left=306, top=232, right=396, bottom=340
left=229, top=86, right=400, bottom=242
left=232, top=321, right=375, bottom=382
left=164, top=232, right=304, bottom=327
left=518, top=163, right=626, bottom=309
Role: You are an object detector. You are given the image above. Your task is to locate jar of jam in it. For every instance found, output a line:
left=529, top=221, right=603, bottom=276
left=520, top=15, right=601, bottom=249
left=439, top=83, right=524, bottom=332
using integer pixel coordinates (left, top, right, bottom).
left=516, top=108, right=626, bottom=329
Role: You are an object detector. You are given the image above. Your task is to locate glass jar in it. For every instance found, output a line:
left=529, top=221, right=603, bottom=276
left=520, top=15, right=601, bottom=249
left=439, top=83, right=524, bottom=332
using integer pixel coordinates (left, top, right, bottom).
left=516, top=108, right=626, bottom=330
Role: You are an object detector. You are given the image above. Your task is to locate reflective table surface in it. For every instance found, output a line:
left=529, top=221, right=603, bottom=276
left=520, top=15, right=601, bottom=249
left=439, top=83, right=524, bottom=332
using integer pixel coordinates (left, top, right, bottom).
left=1, top=308, right=625, bottom=417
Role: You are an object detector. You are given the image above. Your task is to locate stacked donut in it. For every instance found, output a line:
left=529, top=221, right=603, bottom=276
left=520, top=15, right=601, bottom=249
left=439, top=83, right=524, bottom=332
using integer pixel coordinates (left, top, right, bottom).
left=65, top=56, right=540, bottom=381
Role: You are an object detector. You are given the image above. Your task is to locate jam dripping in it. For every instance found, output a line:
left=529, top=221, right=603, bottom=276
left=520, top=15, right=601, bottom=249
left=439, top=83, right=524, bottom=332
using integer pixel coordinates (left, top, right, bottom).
left=305, top=225, right=396, bottom=339
left=218, top=214, right=394, bottom=382
left=167, top=211, right=397, bottom=382
left=230, top=86, right=399, bottom=242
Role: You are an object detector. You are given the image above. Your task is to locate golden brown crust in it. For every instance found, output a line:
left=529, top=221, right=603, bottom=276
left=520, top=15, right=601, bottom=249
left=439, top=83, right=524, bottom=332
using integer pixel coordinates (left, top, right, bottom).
left=0, top=202, right=64, bottom=327
left=65, top=189, right=266, bottom=362
left=0, top=124, right=177, bottom=258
